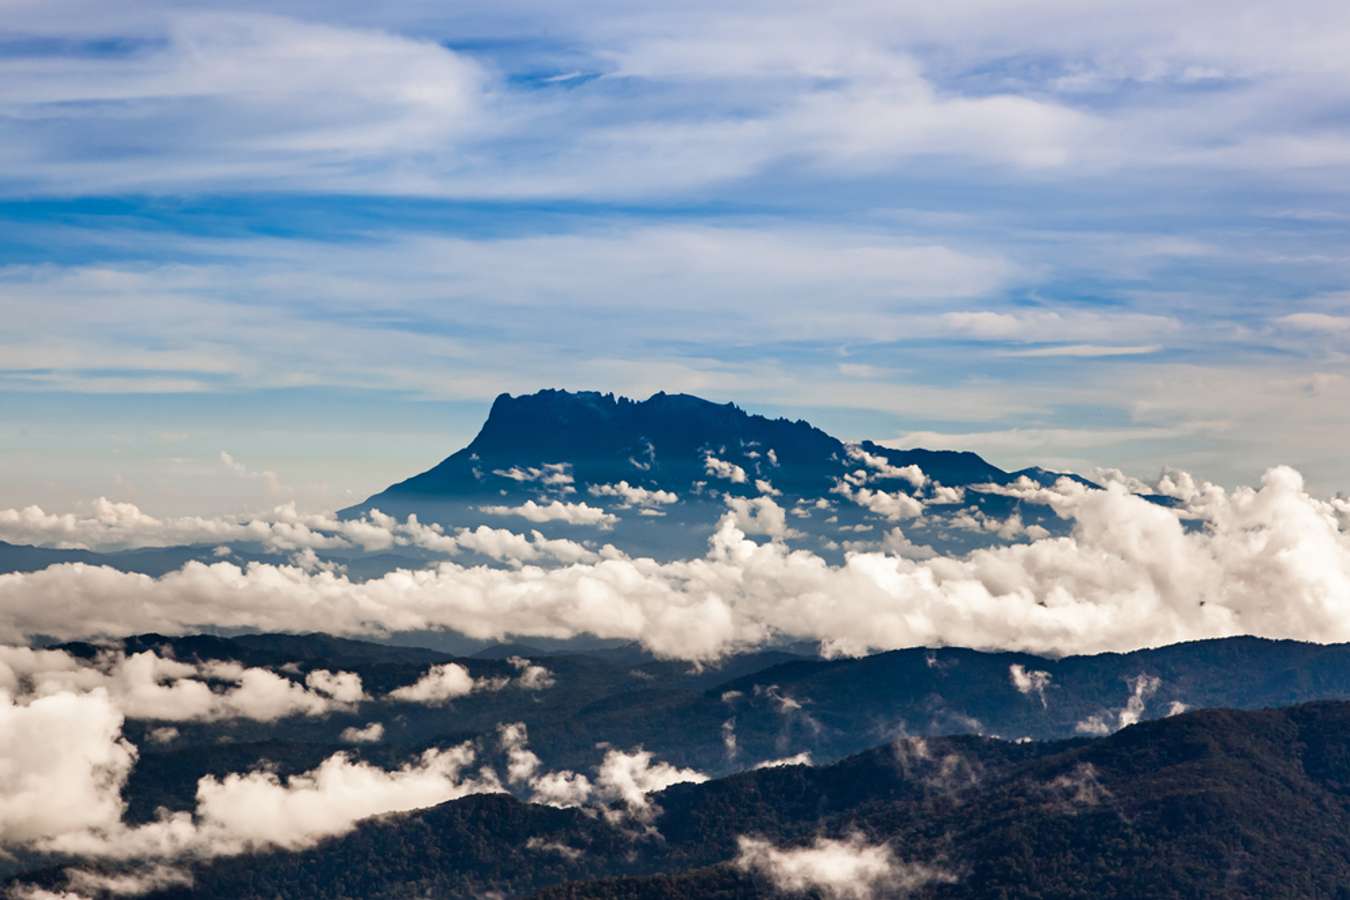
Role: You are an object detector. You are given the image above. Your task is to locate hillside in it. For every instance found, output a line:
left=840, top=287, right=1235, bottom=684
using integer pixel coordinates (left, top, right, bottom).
left=97, top=701, right=1350, bottom=899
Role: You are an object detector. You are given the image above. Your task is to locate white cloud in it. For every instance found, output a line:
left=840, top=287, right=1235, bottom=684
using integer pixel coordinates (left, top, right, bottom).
left=527, top=769, right=595, bottom=809
left=593, top=748, right=708, bottom=821
left=753, top=752, right=814, bottom=769
left=1009, top=663, right=1052, bottom=707
left=0, top=682, right=498, bottom=861
left=340, top=722, right=385, bottom=744
left=507, top=656, right=556, bottom=690
left=147, top=726, right=179, bottom=745
left=735, top=833, right=953, bottom=900
left=1276, top=312, right=1350, bottom=332
left=587, top=481, right=678, bottom=509
left=0, top=690, right=136, bottom=846
left=941, top=309, right=1177, bottom=344
left=0, top=12, right=487, bottom=196
left=1076, top=673, right=1161, bottom=734
left=450, top=525, right=603, bottom=566
left=490, top=724, right=595, bottom=809
left=834, top=483, right=926, bottom=521
left=881, top=527, right=937, bottom=560
left=1118, top=673, right=1162, bottom=729
left=4, top=467, right=1350, bottom=663
left=845, top=446, right=928, bottom=489
left=493, top=463, right=575, bottom=487
left=704, top=454, right=749, bottom=484
left=724, top=495, right=799, bottom=541
left=0, top=646, right=364, bottom=723
left=387, top=663, right=482, bottom=704
left=0, top=498, right=610, bottom=568
left=478, top=499, right=618, bottom=528
left=496, top=725, right=703, bottom=818
left=498, top=722, right=542, bottom=785
left=387, top=658, right=548, bottom=704
left=754, top=479, right=781, bottom=497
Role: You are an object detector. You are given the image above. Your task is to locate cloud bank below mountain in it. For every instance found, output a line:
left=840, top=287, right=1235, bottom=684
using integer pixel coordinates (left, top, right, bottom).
left=0, top=466, right=1347, bottom=661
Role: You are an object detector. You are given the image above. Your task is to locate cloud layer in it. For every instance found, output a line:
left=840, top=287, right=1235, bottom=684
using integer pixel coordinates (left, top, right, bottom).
left=1, top=466, right=1347, bottom=661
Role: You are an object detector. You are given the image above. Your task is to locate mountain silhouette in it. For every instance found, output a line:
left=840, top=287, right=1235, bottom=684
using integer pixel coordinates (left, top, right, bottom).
left=342, top=389, right=1085, bottom=558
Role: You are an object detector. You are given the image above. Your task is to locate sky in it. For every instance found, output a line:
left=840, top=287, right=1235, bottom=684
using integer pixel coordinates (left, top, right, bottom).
left=2, top=0, right=1349, bottom=515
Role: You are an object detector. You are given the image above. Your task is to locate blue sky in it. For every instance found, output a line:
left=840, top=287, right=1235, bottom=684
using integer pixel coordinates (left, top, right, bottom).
left=2, top=0, right=1349, bottom=513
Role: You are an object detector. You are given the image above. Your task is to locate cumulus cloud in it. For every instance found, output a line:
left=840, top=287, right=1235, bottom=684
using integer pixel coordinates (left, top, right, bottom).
left=587, top=481, right=678, bottom=509
left=833, top=481, right=926, bottom=521
left=755, top=479, right=781, bottom=497
left=593, top=748, right=708, bottom=821
left=495, top=725, right=702, bottom=818
left=498, top=721, right=542, bottom=785
left=340, top=722, right=385, bottom=744
left=3, top=467, right=1350, bottom=663
left=38, top=738, right=500, bottom=861
left=388, top=659, right=552, bottom=704
left=704, top=454, right=748, bottom=484
left=451, top=525, right=603, bottom=566
left=735, top=833, right=953, bottom=900
left=507, top=656, right=556, bottom=690
left=1117, top=674, right=1162, bottom=728
left=0, top=646, right=364, bottom=722
left=0, top=499, right=599, bottom=566
left=881, top=527, right=937, bottom=560
left=948, top=508, right=1050, bottom=541
left=845, top=446, right=928, bottom=490
left=478, top=499, right=617, bottom=528
left=387, top=663, right=483, bottom=704
left=724, top=496, right=799, bottom=541
left=527, top=769, right=596, bottom=809
left=0, top=690, right=136, bottom=846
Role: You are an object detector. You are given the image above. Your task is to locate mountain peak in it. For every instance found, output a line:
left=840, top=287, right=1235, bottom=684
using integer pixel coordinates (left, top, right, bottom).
left=341, top=387, right=1051, bottom=559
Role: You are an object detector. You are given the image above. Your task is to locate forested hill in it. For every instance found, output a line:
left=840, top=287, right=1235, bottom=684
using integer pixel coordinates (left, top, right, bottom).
left=100, top=701, right=1350, bottom=899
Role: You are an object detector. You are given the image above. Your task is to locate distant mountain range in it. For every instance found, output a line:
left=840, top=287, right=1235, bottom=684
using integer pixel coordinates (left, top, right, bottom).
left=10, top=629, right=1350, bottom=898
left=0, top=389, right=1117, bottom=578
left=46, top=631, right=1350, bottom=811
left=342, top=389, right=1108, bottom=559
left=112, top=700, right=1350, bottom=898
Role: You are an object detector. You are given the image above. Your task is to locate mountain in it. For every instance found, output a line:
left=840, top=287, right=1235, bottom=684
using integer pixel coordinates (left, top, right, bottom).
left=103, top=700, right=1350, bottom=899
left=342, top=389, right=1086, bottom=559
left=14, top=630, right=1350, bottom=896
left=45, top=631, right=1350, bottom=827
